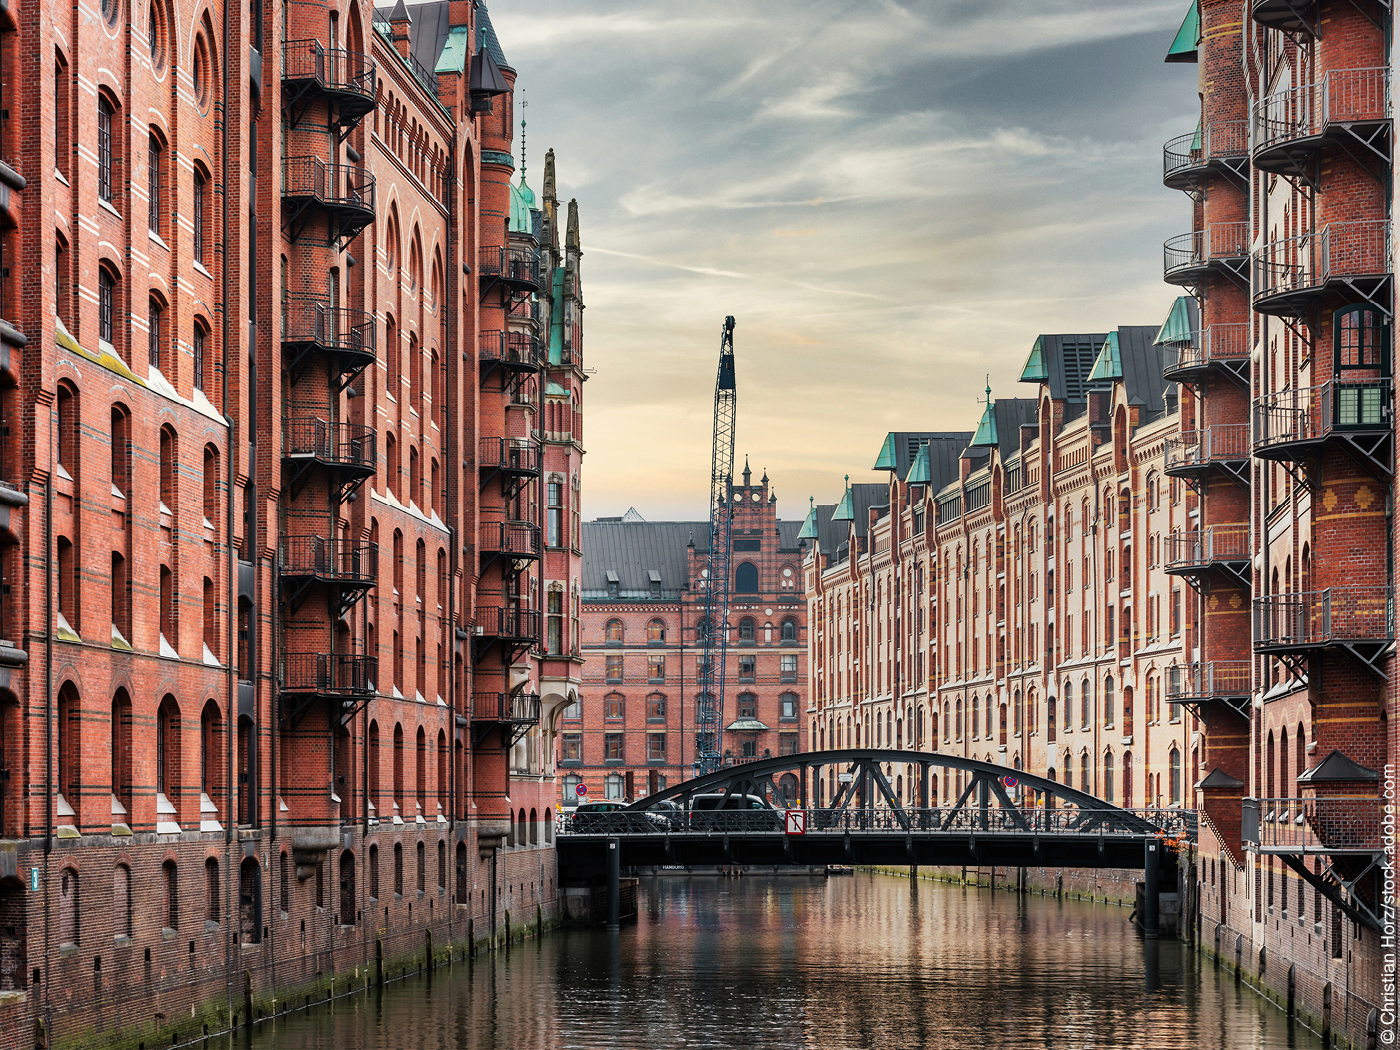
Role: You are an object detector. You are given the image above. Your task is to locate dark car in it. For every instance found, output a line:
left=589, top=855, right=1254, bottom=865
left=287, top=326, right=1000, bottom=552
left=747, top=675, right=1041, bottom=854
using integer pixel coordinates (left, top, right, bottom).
left=688, top=792, right=781, bottom=831
left=569, top=800, right=627, bottom=832
left=646, top=799, right=685, bottom=830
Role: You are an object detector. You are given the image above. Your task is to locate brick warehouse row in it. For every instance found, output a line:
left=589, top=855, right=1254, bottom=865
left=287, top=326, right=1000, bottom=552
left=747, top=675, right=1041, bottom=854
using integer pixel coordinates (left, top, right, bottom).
left=801, top=3, right=1396, bottom=1046
left=0, top=1, right=584, bottom=1047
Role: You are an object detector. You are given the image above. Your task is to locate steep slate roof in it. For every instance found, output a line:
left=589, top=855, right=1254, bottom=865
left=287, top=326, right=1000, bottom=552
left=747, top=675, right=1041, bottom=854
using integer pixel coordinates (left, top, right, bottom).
left=846, top=483, right=888, bottom=539
left=1018, top=333, right=1109, bottom=403
left=475, top=0, right=511, bottom=69
left=873, top=431, right=972, bottom=480
left=1115, top=325, right=1175, bottom=423
left=582, top=517, right=803, bottom=602
left=382, top=1, right=452, bottom=75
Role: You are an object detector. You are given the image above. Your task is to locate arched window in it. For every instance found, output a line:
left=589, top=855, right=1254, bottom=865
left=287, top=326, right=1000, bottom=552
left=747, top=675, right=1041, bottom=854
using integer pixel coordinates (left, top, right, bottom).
left=1103, top=751, right=1115, bottom=803
left=735, top=562, right=758, bottom=594
left=1122, top=751, right=1133, bottom=807
left=1169, top=746, right=1181, bottom=805
left=605, top=619, right=623, bottom=645
left=780, top=618, right=797, bottom=643
left=1103, top=676, right=1114, bottom=728
left=998, top=703, right=1007, bottom=746
left=738, top=617, right=755, bottom=642
left=393, top=723, right=405, bottom=810
left=1080, top=752, right=1091, bottom=793
left=647, top=618, right=665, bottom=644
left=1047, top=694, right=1057, bottom=741
left=162, top=859, right=179, bottom=929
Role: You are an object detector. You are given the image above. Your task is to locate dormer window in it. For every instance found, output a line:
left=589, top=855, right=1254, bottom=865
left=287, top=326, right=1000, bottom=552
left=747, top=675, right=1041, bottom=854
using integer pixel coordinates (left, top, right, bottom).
left=648, top=569, right=662, bottom=599
left=605, top=570, right=619, bottom=598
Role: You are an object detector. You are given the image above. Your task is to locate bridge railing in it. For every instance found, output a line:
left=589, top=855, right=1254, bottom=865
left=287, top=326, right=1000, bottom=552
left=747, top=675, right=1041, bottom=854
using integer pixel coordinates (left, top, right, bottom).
left=559, top=806, right=1197, bottom=838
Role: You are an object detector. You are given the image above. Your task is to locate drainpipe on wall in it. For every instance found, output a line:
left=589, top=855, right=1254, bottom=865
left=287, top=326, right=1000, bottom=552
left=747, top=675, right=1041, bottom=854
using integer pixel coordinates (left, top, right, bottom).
left=220, top=0, right=234, bottom=1012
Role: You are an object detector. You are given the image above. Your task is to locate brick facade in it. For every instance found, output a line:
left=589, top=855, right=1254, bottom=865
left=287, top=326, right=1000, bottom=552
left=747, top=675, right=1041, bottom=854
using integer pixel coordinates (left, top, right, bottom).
left=0, top=2, right=582, bottom=1046
left=572, top=469, right=808, bottom=804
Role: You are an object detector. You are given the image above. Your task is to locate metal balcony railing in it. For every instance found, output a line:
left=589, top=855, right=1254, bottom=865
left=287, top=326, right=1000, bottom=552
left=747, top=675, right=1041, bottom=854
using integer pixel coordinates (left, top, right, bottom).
left=1254, top=587, right=1394, bottom=650
left=281, top=298, right=376, bottom=357
left=479, top=330, right=542, bottom=369
left=479, top=520, right=541, bottom=558
left=1163, top=524, right=1250, bottom=573
left=1165, top=661, right=1252, bottom=703
left=1243, top=795, right=1383, bottom=853
left=1164, top=221, right=1250, bottom=283
left=1163, top=323, right=1250, bottom=377
left=1254, top=67, right=1389, bottom=157
left=280, top=536, right=378, bottom=584
left=282, top=157, right=376, bottom=211
left=472, top=691, right=542, bottom=726
left=282, top=652, right=377, bottom=696
left=282, top=40, right=376, bottom=98
left=478, top=245, right=539, bottom=288
left=1163, top=120, right=1248, bottom=186
left=1253, top=379, right=1392, bottom=453
left=479, top=437, right=540, bottom=474
left=1254, top=221, right=1391, bottom=308
left=1164, top=424, right=1250, bottom=474
left=475, top=603, right=542, bottom=642
left=283, top=418, right=376, bottom=471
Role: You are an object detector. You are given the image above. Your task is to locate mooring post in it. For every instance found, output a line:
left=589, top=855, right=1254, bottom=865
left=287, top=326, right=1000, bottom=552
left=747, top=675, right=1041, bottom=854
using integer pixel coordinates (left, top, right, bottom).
left=607, top=837, right=621, bottom=930
left=1143, top=839, right=1160, bottom=939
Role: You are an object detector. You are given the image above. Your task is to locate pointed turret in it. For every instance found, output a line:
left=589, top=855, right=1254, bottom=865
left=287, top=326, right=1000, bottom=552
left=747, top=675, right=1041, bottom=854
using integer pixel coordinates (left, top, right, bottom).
left=388, top=0, right=412, bottom=62
left=543, top=148, right=557, bottom=206
left=742, top=457, right=751, bottom=487
left=566, top=198, right=581, bottom=251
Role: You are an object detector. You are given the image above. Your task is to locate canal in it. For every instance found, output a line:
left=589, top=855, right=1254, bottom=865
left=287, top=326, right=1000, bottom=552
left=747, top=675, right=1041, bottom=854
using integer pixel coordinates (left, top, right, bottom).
left=246, top=873, right=1305, bottom=1049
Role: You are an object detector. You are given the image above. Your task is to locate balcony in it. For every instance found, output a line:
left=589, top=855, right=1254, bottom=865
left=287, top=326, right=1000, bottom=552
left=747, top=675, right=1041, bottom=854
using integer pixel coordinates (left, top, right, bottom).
left=1163, top=424, right=1250, bottom=487
left=472, top=596, right=542, bottom=663
left=282, top=40, right=376, bottom=134
left=479, top=437, right=539, bottom=501
left=1165, top=660, right=1251, bottom=719
left=1254, top=587, right=1393, bottom=675
left=1161, top=323, right=1249, bottom=386
left=281, top=298, right=376, bottom=388
left=1253, top=220, right=1391, bottom=317
left=280, top=652, right=377, bottom=726
left=1250, top=0, right=1317, bottom=35
left=479, top=519, right=542, bottom=570
left=1252, top=379, right=1391, bottom=475
left=1163, top=222, right=1249, bottom=288
left=479, top=330, right=542, bottom=373
left=279, top=536, right=378, bottom=616
left=1162, top=120, right=1248, bottom=193
left=281, top=157, right=376, bottom=246
left=1253, top=68, right=1388, bottom=178
left=1163, top=524, right=1250, bottom=587
left=282, top=418, right=376, bottom=501
left=470, top=691, right=542, bottom=746
left=478, top=244, right=539, bottom=300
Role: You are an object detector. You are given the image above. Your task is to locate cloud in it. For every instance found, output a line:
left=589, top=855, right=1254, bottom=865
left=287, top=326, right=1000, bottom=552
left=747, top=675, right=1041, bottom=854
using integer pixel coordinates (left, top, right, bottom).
left=481, top=0, right=1198, bottom=521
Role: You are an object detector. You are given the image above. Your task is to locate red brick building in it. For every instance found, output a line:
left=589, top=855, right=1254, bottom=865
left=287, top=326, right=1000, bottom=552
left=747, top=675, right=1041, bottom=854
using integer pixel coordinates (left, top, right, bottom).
left=572, top=467, right=807, bottom=806
left=0, top=1, right=583, bottom=1045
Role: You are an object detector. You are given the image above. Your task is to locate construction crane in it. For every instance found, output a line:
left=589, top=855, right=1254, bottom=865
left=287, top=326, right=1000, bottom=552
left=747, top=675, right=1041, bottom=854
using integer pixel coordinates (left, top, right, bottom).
left=695, top=316, right=736, bottom=777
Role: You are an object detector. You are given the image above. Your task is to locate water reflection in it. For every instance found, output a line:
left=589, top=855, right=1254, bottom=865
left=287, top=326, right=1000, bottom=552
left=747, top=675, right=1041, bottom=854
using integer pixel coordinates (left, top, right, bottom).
left=247, top=873, right=1309, bottom=1049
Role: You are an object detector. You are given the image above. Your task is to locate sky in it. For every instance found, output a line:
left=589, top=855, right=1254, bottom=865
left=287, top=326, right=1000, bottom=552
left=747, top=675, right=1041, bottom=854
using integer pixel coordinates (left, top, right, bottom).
left=487, top=0, right=1201, bottom=523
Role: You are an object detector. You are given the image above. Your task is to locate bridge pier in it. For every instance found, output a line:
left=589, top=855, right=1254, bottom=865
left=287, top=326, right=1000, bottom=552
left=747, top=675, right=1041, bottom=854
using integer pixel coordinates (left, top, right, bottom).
left=607, top=838, right=621, bottom=930
left=1143, top=839, right=1160, bottom=939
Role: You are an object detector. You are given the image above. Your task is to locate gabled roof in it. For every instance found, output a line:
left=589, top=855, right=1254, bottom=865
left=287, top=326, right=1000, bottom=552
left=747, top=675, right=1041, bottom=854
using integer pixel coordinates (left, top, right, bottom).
left=1114, top=325, right=1174, bottom=422
left=1165, top=1, right=1199, bottom=63
left=1154, top=296, right=1199, bottom=347
left=873, top=431, right=973, bottom=480
left=582, top=521, right=703, bottom=600
left=1297, top=750, right=1379, bottom=783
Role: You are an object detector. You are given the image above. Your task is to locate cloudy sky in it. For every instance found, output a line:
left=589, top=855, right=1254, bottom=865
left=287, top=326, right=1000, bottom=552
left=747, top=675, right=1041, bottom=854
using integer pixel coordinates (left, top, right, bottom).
left=488, top=0, right=1200, bottom=522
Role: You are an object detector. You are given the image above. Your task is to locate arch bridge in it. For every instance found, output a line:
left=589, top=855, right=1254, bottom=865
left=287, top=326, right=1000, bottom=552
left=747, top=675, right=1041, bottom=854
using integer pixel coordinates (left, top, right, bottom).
left=557, top=750, right=1194, bottom=931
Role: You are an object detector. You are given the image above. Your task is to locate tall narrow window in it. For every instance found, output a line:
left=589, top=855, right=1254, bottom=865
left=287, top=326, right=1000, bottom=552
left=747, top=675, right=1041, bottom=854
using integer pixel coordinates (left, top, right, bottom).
left=55, top=54, right=70, bottom=180
left=159, top=425, right=175, bottom=513
left=98, top=267, right=115, bottom=346
left=192, top=168, right=207, bottom=264
left=97, top=96, right=113, bottom=202
left=547, top=482, right=563, bottom=547
left=149, top=297, right=163, bottom=370
left=148, top=133, right=162, bottom=234
left=193, top=322, right=207, bottom=393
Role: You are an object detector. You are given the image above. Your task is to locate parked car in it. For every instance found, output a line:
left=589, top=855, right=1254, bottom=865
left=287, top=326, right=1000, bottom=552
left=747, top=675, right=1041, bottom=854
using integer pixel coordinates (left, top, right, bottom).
left=688, top=792, right=781, bottom=831
left=646, top=799, right=685, bottom=830
left=569, top=800, right=627, bottom=832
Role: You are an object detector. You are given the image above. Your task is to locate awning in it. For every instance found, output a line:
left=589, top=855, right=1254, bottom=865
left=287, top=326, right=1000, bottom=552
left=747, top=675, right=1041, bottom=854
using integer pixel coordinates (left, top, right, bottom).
left=1087, top=331, right=1122, bottom=383
left=1165, top=1, right=1198, bottom=63
left=1154, top=296, right=1199, bottom=347
left=725, top=718, right=769, bottom=732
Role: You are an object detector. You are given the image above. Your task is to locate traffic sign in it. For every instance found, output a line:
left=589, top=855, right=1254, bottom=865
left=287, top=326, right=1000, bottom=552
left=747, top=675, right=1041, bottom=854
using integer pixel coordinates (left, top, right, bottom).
left=1003, top=776, right=1018, bottom=789
left=838, top=773, right=854, bottom=783
left=575, top=784, right=588, bottom=797
left=785, top=810, right=806, bottom=836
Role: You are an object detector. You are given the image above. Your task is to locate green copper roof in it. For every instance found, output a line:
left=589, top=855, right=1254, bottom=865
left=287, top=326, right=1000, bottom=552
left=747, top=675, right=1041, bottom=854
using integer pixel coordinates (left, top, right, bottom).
left=509, top=178, right=536, bottom=234
left=1019, top=336, right=1049, bottom=382
left=905, top=442, right=931, bottom=485
left=435, top=25, right=471, bottom=74
left=831, top=478, right=854, bottom=523
left=1155, top=296, right=1196, bottom=346
left=1165, top=1, right=1198, bottom=63
left=1088, top=331, right=1122, bottom=382
left=970, top=387, right=998, bottom=447
left=873, top=433, right=899, bottom=470
left=797, top=497, right=819, bottom=540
